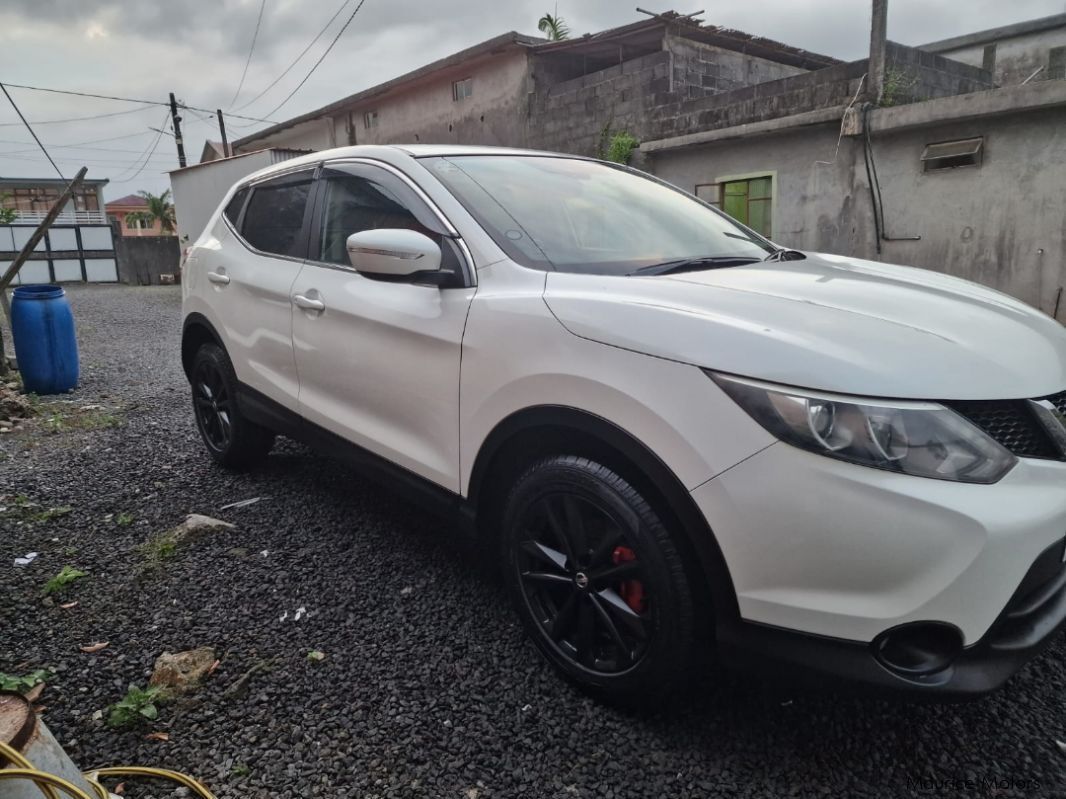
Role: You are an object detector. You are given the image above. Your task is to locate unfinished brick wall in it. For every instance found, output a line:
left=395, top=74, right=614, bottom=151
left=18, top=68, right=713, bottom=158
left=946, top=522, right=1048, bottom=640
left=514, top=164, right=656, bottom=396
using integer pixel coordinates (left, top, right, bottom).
left=526, top=40, right=993, bottom=156
left=528, top=37, right=810, bottom=156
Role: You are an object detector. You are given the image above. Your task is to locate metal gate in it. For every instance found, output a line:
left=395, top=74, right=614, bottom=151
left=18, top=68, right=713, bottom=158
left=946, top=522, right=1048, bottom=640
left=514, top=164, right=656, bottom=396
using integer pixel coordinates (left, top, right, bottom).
left=0, top=223, right=118, bottom=284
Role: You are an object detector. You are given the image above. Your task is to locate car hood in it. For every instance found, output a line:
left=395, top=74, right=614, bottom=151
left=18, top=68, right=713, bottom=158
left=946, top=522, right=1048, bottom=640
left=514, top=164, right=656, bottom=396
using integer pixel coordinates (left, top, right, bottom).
left=543, top=252, right=1066, bottom=400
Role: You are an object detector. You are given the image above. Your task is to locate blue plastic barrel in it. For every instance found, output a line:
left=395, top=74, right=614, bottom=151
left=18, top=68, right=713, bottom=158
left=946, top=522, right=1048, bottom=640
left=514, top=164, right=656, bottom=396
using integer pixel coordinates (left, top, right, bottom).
left=10, top=285, right=79, bottom=394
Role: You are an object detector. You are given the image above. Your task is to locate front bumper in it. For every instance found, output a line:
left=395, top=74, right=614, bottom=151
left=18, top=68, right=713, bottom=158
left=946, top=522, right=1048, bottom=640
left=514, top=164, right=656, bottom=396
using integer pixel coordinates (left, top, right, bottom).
left=716, top=535, right=1066, bottom=696
left=692, top=441, right=1066, bottom=694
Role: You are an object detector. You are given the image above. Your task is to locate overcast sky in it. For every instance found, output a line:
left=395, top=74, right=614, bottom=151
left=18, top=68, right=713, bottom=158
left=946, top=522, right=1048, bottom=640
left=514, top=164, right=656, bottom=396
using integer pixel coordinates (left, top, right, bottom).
left=0, top=0, right=1062, bottom=200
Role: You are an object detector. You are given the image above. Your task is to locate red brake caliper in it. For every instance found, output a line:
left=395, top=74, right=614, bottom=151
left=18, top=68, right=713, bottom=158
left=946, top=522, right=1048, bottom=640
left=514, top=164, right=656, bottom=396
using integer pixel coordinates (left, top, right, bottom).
left=611, top=546, right=646, bottom=613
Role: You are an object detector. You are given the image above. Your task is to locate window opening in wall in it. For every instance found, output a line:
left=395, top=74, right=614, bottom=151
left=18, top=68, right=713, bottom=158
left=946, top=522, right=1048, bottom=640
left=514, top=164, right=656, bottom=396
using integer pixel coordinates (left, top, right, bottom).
left=718, top=176, right=773, bottom=237
left=452, top=78, right=473, bottom=101
left=1049, top=46, right=1066, bottom=80
left=982, top=43, right=997, bottom=75
left=921, top=137, right=983, bottom=172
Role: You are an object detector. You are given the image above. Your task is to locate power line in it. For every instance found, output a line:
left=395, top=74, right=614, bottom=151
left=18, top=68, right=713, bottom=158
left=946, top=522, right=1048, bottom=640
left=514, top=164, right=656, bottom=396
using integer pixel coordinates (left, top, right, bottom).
left=230, top=0, right=268, bottom=107
left=256, top=0, right=368, bottom=121
left=0, top=82, right=281, bottom=124
left=2, top=152, right=175, bottom=165
left=233, top=0, right=352, bottom=112
left=0, top=130, right=156, bottom=149
left=110, top=113, right=171, bottom=184
left=0, top=104, right=157, bottom=127
left=0, top=81, right=64, bottom=179
left=0, top=139, right=171, bottom=156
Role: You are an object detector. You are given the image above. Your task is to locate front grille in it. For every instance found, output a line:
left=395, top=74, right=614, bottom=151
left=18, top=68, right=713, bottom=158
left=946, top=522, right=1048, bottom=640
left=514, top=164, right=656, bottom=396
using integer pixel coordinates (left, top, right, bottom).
left=946, top=398, right=1060, bottom=458
left=945, top=390, right=1066, bottom=459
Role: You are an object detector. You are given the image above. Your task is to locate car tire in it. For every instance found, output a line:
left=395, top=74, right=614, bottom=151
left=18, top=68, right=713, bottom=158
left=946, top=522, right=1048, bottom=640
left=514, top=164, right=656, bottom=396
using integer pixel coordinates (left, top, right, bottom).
left=190, top=343, right=275, bottom=469
left=501, top=455, right=698, bottom=703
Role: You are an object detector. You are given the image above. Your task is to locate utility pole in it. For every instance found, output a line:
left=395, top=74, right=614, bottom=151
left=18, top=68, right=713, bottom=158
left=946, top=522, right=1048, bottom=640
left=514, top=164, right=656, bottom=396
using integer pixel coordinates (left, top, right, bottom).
left=169, top=92, right=187, bottom=168
left=867, top=0, right=888, bottom=105
left=216, top=109, right=231, bottom=158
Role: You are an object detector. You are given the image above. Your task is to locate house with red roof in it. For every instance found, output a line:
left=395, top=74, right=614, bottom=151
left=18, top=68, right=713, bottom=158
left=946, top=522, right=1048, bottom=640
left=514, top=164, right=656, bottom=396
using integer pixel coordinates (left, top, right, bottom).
left=106, top=194, right=174, bottom=237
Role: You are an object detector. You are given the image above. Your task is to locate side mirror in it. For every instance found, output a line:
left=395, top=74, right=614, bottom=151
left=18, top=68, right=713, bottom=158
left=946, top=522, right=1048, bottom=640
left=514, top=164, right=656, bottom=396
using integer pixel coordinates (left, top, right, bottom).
left=346, top=229, right=442, bottom=278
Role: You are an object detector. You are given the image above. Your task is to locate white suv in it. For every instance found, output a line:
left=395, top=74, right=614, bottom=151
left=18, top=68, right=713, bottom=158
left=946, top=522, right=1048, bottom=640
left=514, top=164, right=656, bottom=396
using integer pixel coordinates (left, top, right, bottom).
left=182, top=145, right=1066, bottom=701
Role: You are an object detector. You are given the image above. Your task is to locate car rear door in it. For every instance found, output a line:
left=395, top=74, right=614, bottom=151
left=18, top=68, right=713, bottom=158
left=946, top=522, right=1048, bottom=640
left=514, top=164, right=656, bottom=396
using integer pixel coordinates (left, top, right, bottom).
left=290, top=160, right=476, bottom=492
left=213, top=167, right=315, bottom=411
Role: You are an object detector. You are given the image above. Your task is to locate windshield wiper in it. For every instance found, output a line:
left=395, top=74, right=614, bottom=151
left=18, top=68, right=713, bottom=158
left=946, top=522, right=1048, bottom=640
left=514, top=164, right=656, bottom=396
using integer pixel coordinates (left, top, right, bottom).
left=763, top=248, right=806, bottom=262
left=627, top=255, right=762, bottom=277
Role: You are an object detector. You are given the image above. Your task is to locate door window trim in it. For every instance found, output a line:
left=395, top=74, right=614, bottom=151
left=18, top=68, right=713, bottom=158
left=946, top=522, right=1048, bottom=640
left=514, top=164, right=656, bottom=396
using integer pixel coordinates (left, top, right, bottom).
left=305, top=158, right=475, bottom=288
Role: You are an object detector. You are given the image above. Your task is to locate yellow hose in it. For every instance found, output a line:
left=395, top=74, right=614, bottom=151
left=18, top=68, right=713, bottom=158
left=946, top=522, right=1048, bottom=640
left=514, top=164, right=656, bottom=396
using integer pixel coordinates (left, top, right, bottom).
left=0, top=740, right=64, bottom=799
left=88, top=767, right=216, bottom=798
left=0, top=769, right=94, bottom=799
left=0, top=738, right=215, bottom=799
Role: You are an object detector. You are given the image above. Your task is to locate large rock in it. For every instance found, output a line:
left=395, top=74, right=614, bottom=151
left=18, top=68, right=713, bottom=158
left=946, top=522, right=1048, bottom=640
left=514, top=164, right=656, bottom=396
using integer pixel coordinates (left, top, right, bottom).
left=149, top=647, right=216, bottom=694
left=178, top=514, right=234, bottom=538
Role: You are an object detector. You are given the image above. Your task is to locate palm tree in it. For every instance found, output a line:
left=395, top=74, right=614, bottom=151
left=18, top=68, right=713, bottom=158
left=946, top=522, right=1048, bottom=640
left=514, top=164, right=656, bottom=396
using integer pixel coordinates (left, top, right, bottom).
left=538, top=12, right=570, bottom=41
left=126, top=189, right=176, bottom=234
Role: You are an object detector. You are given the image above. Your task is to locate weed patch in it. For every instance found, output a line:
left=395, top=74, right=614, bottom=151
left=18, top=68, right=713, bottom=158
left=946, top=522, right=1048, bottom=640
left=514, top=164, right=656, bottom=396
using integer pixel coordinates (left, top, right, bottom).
left=43, top=565, right=88, bottom=595
left=106, top=684, right=167, bottom=728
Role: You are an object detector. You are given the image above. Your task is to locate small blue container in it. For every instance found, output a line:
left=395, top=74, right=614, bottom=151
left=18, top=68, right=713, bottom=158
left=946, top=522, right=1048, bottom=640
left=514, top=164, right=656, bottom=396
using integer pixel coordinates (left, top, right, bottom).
left=10, top=284, right=79, bottom=394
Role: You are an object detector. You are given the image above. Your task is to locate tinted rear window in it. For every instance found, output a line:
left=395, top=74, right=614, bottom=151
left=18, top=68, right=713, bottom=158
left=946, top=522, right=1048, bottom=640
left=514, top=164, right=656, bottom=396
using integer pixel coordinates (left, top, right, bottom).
left=241, top=174, right=313, bottom=258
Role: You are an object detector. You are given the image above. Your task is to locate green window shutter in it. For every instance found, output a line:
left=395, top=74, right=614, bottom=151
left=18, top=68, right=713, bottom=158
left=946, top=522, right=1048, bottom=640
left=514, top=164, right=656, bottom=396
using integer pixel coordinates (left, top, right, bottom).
left=720, top=176, right=773, bottom=236
left=722, top=181, right=749, bottom=225
left=748, top=177, right=772, bottom=201
left=747, top=198, right=772, bottom=237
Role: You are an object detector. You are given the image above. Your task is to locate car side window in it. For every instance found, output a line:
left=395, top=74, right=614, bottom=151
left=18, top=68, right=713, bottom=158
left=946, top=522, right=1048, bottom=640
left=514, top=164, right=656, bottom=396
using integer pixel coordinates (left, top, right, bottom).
left=316, top=173, right=437, bottom=266
left=223, top=187, right=248, bottom=227
left=240, top=172, right=314, bottom=258
left=312, top=163, right=465, bottom=276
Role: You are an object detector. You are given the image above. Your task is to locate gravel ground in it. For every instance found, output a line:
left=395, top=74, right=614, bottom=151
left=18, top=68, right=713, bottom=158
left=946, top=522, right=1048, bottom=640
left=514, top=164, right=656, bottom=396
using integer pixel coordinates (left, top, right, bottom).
left=2, top=284, right=1066, bottom=799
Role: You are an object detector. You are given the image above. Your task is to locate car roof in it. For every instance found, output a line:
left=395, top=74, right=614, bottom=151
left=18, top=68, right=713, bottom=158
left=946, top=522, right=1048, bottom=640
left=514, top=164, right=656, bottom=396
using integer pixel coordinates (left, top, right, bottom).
left=393, top=144, right=572, bottom=158
left=236, top=144, right=592, bottom=188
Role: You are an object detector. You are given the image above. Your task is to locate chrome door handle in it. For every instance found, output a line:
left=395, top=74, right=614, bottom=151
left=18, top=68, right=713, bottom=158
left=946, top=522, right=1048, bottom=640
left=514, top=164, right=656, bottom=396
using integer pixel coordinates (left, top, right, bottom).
left=293, top=294, right=325, bottom=312
left=207, top=270, right=230, bottom=285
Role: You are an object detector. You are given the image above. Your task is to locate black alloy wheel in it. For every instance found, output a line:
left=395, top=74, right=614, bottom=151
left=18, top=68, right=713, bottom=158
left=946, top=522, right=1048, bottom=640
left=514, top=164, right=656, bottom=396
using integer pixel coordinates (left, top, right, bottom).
left=193, top=358, right=232, bottom=452
left=190, top=344, right=275, bottom=469
left=502, top=455, right=698, bottom=701
left=516, top=491, right=652, bottom=673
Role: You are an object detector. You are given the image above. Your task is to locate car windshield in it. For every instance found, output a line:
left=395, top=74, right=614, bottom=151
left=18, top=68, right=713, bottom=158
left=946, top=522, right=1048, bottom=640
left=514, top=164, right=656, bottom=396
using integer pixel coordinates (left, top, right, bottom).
left=424, top=155, right=774, bottom=275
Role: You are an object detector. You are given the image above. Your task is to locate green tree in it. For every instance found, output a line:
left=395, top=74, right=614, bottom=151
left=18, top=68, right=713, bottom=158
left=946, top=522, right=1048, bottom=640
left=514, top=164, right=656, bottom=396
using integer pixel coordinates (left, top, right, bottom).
left=0, top=194, right=16, bottom=224
left=126, top=189, right=176, bottom=234
left=538, top=12, right=570, bottom=41
left=605, top=132, right=639, bottom=165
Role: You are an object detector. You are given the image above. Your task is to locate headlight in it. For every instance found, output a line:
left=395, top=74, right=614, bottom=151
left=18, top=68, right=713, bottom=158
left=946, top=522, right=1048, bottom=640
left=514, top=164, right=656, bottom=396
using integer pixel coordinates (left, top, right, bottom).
left=709, top=373, right=1017, bottom=484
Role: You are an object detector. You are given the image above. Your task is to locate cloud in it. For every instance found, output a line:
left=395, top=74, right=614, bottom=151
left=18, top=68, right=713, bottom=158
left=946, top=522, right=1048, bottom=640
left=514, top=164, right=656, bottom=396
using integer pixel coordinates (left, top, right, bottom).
left=0, top=0, right=1061, bottom=197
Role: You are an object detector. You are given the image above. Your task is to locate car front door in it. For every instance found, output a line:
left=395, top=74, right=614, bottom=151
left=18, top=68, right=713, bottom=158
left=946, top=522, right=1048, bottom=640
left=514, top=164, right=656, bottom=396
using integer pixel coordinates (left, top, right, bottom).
left=214, top=168, right=315, bottom=410
left=290, top=160, right=476, bottom=492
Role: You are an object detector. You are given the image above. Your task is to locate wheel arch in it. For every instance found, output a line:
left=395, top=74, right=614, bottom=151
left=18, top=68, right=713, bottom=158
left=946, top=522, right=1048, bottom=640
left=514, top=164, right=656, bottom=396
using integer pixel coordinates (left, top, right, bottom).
left=467, top=405, right=740, bottom=630
left=181, top=312, right=225, bottom=379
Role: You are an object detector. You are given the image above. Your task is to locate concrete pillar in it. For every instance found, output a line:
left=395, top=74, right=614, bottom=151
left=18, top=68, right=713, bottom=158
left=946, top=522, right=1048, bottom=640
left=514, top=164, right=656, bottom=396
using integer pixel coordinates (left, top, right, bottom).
left=867, top=0, right=888, bottom=104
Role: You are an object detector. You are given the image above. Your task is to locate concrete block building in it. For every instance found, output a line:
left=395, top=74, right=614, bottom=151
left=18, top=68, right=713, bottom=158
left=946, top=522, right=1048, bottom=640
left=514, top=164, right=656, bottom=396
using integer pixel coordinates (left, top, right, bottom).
left=196, top=10, right=1066, bottom=320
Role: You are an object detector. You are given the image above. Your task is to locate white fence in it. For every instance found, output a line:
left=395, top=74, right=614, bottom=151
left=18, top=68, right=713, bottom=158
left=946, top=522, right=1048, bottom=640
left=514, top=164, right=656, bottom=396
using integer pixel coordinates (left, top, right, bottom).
left=10, top=210, right=109, bottom=225
left=0, top=223, right=118, bottom=283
